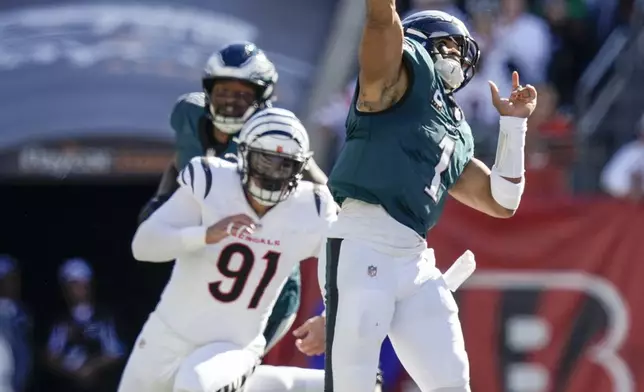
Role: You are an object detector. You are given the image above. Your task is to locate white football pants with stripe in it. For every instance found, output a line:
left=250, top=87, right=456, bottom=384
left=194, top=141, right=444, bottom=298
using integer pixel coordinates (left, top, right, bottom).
left=320, top=237, right=471, bottom=392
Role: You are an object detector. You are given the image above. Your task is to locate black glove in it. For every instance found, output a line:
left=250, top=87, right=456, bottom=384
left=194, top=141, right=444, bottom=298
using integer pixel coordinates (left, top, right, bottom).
left=137, top=193, right=172, bottom=225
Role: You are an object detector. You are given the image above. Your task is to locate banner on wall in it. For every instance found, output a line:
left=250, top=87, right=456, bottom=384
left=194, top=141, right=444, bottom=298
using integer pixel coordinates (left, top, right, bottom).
left=0, top=137, right=174, bottom=179
left=429, top=198, right=643, bottom=392
left=267, top=197, right=644, bottom=392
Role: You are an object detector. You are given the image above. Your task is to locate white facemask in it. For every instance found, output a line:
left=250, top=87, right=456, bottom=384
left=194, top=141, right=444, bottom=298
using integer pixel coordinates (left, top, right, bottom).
left=210, top=103, right=256, bottom=135
left=247, top=180, right=281, bottom=206
left=434, top=56, right=465, bottom=90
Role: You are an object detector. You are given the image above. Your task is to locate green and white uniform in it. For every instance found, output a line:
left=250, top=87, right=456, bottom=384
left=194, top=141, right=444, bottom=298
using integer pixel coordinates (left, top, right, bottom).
left=321, top=37, right=473, bottom=392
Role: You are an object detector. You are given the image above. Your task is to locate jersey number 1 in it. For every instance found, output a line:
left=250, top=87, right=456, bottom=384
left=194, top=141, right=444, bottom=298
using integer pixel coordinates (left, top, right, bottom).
left=209, top=243, right=280, bottom=309
left=425, top=136, right=456, bottom=202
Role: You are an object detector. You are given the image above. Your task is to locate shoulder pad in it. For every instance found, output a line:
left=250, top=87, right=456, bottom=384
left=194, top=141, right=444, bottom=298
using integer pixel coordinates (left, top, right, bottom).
left=177, top=156, right=235, bottom=200
left=403, top=38, right=416, bottom=54
left=177, top=92, right=206, bottom=108
left=402, top=37, right=434, bottom=73
left=170, top=92, right=206, bottom=134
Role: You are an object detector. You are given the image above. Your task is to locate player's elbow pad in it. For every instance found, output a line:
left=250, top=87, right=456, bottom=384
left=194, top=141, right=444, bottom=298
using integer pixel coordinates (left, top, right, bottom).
left=490, top=169, right=525, bottom=211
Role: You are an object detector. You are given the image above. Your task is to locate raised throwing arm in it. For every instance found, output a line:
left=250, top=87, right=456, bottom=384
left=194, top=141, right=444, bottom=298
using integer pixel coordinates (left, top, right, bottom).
left=357, top=0, right=407, bottom=112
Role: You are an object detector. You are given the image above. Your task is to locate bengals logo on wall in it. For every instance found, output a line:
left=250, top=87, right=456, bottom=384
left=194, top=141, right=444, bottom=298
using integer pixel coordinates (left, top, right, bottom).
left=454, top=271, right=634, bottom=392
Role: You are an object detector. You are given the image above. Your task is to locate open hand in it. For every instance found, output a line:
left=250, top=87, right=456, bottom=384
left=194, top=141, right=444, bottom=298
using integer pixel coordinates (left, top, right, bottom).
left=293, top=315, right=325, bottom=356
left=489, top=71, right=537, bottom=118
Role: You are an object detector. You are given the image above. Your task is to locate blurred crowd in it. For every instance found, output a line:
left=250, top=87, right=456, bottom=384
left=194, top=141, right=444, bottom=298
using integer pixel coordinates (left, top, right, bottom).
left=0, top=256, right=125, bottom=392
left=313, top=0, right=643, bottom=201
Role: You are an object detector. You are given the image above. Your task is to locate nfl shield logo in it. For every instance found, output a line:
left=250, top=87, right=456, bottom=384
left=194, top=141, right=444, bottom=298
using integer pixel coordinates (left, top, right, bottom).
left=367, top=265, right=377, bottom=277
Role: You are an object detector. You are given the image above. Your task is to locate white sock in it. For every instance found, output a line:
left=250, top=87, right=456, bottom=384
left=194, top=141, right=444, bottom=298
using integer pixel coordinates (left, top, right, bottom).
left=243, top=365, right=324, bottom=392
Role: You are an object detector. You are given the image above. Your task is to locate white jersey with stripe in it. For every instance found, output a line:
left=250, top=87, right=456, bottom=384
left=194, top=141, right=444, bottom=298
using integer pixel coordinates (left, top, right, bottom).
left=153, top=156, right=336, bottom=347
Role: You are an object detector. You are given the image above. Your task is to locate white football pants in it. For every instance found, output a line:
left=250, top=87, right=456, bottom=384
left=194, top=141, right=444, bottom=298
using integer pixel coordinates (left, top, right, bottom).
left=117, top=313, right=324, bottom=392
left=319, top=237, right=470, bottom=392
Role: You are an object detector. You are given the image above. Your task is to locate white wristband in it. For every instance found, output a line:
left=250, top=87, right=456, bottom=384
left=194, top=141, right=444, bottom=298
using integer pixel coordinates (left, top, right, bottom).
left=490, top=169, right=525, bottom=210
left=180, top=226, right=207, bottom=251
left=493, top=116, right=527, bottom=178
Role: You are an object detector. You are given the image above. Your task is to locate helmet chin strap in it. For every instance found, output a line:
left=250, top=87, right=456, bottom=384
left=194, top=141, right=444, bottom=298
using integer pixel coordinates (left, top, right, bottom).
left=434, top=54, right=465, bottom=91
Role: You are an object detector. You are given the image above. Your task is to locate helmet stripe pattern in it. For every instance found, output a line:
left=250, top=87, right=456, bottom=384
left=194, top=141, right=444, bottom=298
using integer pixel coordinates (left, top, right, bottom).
left=236, top=107, right=312, bottom=206
left=256, top=130, right=303, bottom=147
left=239, top=108, right=310, bottom=153
left=406, top=28, right=428, bottom=40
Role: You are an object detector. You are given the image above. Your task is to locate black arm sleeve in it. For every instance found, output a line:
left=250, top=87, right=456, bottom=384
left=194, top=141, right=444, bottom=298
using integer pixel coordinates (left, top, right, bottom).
left=137, top=161, right=180, bottom=225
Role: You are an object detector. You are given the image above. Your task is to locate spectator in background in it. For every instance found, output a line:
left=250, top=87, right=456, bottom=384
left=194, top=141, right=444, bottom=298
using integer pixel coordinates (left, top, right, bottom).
left=526, top=83, right=568, bottom=159
left=600, top=114, right=644, bottom=201
left=542, top=0, right=599, bottom=108
left=456, top=0, right=551, bottom=160
left=585, top=0, right=632, bottom=40
left=0, top=256, right=32, bottom=392
left=43, top=258, right=124, bottom=392
left=493, top=0, right=551, bottom=85
left=0, top=336, right=14, bottom=392
left=312, top=78, right=356, bottom=171
left=403, top=0, right=468, bottom=22
left=522, top=84, right=575, bottom=195
left=455, top=0, right=504, bottom=161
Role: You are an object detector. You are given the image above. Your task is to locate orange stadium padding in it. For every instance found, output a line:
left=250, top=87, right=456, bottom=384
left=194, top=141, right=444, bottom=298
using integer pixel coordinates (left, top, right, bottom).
left=265, top=196, right=644, bottom=391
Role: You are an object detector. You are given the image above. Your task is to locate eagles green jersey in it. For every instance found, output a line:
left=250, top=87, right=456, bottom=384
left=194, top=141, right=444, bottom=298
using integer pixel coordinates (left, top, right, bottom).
left=329, top=37, right=474, bottom=237
left=170, top=92, right=239, bottom=169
